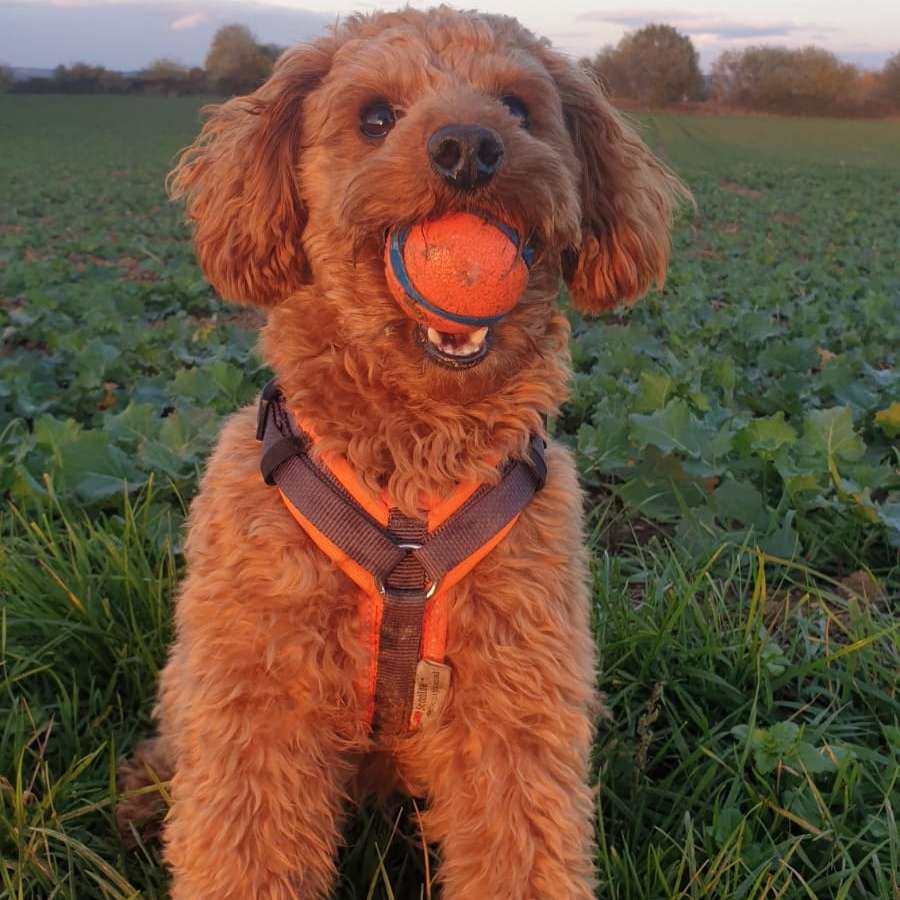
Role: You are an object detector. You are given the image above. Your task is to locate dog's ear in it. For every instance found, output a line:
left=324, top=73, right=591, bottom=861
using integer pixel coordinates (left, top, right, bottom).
left=542, top=53, right=690, bottom=313
left=168, top=41, right=334, bottom=306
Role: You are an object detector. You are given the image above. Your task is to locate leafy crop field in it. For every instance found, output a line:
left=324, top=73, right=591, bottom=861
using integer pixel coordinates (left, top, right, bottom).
left=1, top=96, right=898, bottom=899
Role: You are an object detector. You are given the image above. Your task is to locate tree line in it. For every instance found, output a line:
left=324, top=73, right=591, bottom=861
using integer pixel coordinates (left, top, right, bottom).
left=584, top=24, right=900, bottom=116
left=0, top=25, right=282, bottom=97
left=2, top=22, right=899, bottom=116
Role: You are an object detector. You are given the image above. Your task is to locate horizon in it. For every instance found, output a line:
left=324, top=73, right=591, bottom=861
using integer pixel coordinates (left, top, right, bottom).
left=1, top=0, right=897, bottom=73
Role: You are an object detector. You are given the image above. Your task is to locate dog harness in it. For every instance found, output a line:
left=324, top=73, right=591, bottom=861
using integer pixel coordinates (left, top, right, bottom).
left=256, top=381, right=546, bottom=734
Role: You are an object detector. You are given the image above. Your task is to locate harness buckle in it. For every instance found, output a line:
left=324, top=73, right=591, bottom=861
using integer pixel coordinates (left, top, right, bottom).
left=377, top=542, right=439, bottom=599
left=527, top=437, right=548, bottom=491
left=376, top=578, right=439, bottom=600
left=256, top=379, right=282, bottom=442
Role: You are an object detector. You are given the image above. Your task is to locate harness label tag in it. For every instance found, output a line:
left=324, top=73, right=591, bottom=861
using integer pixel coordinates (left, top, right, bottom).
left=410, top=659, right=452, bottom=729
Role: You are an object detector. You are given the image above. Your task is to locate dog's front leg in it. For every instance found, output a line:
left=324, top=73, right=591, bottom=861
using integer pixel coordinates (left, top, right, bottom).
left=161, top=639, right=357, bottom=900
left=157, top=574, right=362, bottom=898
left=419, top=674, right=597, bottom=900
left=411, top=445, right=599, bottom=900
left=137, top=409, right=367, bottom=899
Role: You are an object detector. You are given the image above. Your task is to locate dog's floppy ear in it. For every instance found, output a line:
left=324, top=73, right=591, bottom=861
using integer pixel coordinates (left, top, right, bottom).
left=542, top=53, right=690, bottom=312
left=168, top=41, right=334, bottom=306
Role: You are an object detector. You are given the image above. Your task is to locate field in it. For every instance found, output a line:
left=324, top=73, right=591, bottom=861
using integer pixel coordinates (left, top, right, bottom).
left=1, top=95, right=898, bottom=898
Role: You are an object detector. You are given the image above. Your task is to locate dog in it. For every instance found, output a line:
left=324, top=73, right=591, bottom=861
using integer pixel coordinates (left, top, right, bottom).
left=117, top=7, right=684, bottom=898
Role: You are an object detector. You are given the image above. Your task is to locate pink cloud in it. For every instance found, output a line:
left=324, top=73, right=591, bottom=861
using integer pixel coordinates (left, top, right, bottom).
left=170, top=11, right=208, bottom=31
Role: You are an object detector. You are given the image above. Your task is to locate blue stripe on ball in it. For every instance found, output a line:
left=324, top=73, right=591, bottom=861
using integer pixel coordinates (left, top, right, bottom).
left=388, top=213, right=533, bottom=330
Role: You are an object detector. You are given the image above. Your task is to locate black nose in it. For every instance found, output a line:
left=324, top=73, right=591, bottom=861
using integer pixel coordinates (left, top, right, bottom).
left=428, top=124, right=504, bottom=191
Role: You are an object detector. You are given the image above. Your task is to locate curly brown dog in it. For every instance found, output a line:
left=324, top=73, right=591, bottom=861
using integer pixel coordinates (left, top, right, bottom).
left=117, top=7, right=684, bottom=898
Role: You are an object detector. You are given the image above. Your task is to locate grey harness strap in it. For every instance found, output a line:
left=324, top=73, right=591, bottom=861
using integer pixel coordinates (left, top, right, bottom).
left=257, top=380, right=546, bottom=733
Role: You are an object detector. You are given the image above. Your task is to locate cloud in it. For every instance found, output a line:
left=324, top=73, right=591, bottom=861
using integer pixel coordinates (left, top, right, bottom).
left=575, top=9, right=833, bottom=43
left=170, top=12, right=209, bottom=32
left=1, top=1, right=334, bottom=68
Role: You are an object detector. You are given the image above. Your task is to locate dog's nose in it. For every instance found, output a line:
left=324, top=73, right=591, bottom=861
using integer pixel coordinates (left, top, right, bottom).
left=428, top=124, right=504, bottom=191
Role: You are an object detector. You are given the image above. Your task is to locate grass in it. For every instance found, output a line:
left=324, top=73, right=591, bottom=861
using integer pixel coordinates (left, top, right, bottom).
left=1, top=95, right=898, bottom=898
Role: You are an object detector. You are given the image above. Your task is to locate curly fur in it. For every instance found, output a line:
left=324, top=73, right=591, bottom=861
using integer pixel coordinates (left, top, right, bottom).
left=119, top=7, right=685, bottom=898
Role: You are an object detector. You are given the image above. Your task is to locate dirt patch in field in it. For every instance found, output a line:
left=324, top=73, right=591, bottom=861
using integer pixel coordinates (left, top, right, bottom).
left=687, top=246, right=721, bottom=261
left=0, top=294, right=26, bottom=313
left=223, top=307, right=266, bottom=330
left=720, top=181, right=764, bottom=200
left=71, top=253, right=114, bottom=272
left=587, top=485, right=673, bottom=562
left=22, top=247, right=52, bottom=264
left=115, top=255, right=160, bottom=282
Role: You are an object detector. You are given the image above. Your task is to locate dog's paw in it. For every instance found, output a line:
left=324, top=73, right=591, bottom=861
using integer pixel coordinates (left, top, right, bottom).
left=115, top=738, right=172, bottom=847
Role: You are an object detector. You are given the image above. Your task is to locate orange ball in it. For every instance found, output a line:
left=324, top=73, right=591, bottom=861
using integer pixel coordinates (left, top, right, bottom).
left=384, top=212, right=531, bottom=334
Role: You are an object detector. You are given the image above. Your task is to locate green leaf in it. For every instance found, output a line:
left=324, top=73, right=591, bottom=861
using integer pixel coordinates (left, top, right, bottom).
left=33, top=415, right=82, bottom=450
left=874, top=401, right=900, bottom=438
left=759, top=632, right=790, bottom=676
left=628, top=399, right=713, bottom=458
left=740, top=412, right=798, bottom=455
left=576, top=421, right=632, bottom=473
left=172, top=367, right=217, bottom=406
left=714, top=479, right=767, bottom=529
left=73, top=472, right=140, bottom=502
left=784, top=473, right=820, bottom=497
left=688, top=391, right=712, bottom=412
left=785, top=786, right=824, bottom=828
left=673, top=507, right=724, bottom=561
left=760, top=512, right=801, bottom=558
left=754, top=744, right=781, bottom=774
left=139, top=439, right=193, bottom=479
left=634, top=370, right=673, bottom=412
left=708, top=356, right=736, bottom=399
left=712, top=806, right=742, bottom=846
left=795, top=742, right=835, bottom=774
left=73, top=338, right=120, bottom=389
left=159, top=406, right=219, bottom=457
left=878, top=502, right=900, bottom=547
left=617, top=477, right=682, bottom=520
left=819, top=354, right=881, bottom=412
left=52, top=431, right=146, bottom=500
left=207, top=359, right=247, bottom=401
left=104, top=402, right=160, bottom=447
left=769, top=721, right=800, bottom=752
left=803, top=407, right=866, bottom=462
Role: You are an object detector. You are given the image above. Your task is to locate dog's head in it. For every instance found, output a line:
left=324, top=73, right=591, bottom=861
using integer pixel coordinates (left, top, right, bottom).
left=171, top=7, right=686, bottom=401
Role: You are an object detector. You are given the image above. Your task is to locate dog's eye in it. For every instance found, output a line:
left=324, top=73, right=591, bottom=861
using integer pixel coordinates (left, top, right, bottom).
left=360, top=101, right=396, bottom=139
left=501, top=95, right=529, bottom=127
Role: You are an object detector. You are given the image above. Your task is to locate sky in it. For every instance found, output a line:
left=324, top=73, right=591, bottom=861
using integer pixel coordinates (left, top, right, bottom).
left=1, top=0, right=897, bottom=72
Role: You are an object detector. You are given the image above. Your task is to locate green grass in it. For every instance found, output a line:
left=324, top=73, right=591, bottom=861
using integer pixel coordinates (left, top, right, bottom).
left=637, top=112, right=900, bottom=170
left=1, top=96, right=898, bottom=898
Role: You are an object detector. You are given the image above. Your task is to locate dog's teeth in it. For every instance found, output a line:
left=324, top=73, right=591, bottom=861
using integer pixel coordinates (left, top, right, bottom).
left=425, top=325, right=489, bottom=358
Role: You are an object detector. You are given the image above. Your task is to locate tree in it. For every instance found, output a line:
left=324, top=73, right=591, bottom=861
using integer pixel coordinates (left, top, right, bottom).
left=51, top=63, right=110, bottom=94
left=880, top=51, right=900, bottom=110
left=205, top=24, right=273, bottom=95
left=710, top=46, right=863, bottom=115
left=258, top=43, right=287, bottom=66
left=141, top=58, right=189, bottom=95
left=97, top=68, right=128, bottom=94
left=590, top=44, right=632, bottom=99
left=0, top=64, right=12, bottom=93
left=591, top=24, right=703, bottom=106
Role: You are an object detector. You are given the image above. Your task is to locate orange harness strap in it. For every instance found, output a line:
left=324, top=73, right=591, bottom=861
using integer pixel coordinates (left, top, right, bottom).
left=257, top=381, right=546, bottom=734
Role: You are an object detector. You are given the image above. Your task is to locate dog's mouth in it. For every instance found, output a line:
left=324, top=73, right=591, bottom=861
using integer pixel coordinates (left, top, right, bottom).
left=419, top=325, right=490, bottom=368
